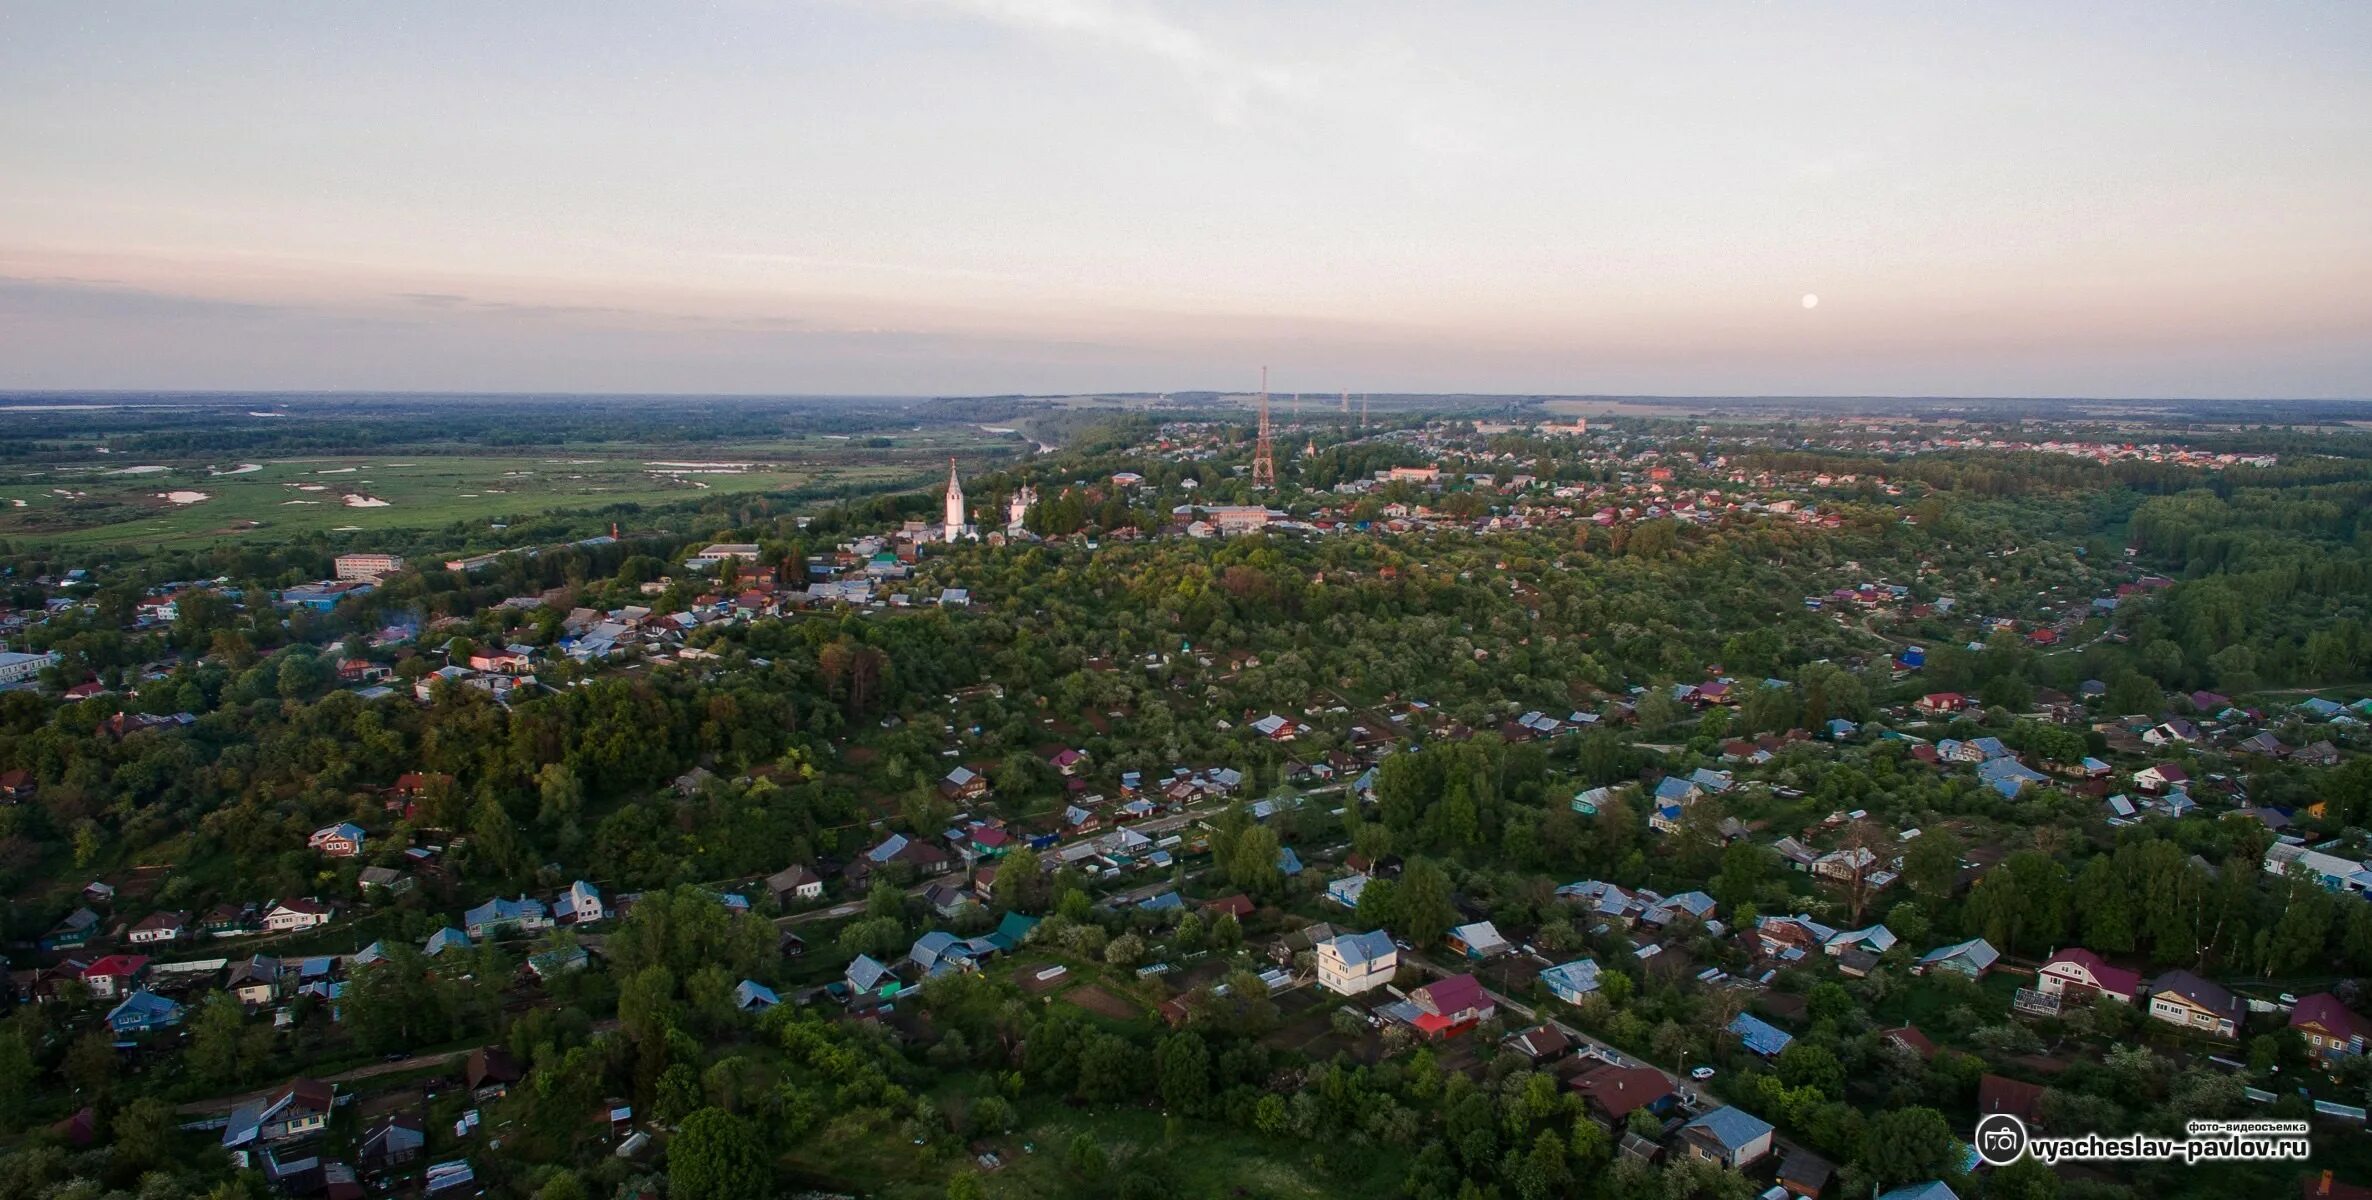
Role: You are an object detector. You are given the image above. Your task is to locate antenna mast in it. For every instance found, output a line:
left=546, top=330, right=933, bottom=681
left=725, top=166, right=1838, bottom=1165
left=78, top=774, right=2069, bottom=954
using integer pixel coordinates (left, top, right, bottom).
left=1251, top=367, right=1277, bottom=489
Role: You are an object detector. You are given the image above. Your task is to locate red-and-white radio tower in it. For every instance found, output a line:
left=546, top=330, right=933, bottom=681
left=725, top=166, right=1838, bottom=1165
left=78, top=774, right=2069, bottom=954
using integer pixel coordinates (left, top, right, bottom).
left=1250, top=366, right=1277, bottom=488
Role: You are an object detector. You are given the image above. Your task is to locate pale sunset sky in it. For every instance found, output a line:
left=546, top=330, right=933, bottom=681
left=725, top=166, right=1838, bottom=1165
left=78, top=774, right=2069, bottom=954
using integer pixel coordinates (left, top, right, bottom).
left=2, top=1, right=2368, bottom=397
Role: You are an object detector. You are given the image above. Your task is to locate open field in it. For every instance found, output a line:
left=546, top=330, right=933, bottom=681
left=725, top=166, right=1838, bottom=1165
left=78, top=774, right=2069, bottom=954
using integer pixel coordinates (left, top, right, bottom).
left=0, top=437, right=1005, bottom=549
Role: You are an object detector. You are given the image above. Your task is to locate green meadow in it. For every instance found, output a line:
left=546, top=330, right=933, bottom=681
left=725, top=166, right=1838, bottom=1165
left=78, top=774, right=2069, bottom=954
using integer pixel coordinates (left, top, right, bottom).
left=0, top=451, right=914, bottom=549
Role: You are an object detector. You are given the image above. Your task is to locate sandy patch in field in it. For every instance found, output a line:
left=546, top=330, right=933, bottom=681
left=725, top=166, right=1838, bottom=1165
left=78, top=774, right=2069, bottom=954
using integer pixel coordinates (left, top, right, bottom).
left=157, top=490, right=211, bottom=505
left=343, top=494, right=391, bottom=508
left=294, top=483, right=328, bottom=492
left=211, top=463, right=263, bottom=476
left=317, top=467, right=357, bottom=475
left=282, top=500, right=321, bottom=506
left=332, top=525, right=362, bottom=531
left=2, top=498, right=23, bottom=507
left=107, top=464, right=168, bottom=475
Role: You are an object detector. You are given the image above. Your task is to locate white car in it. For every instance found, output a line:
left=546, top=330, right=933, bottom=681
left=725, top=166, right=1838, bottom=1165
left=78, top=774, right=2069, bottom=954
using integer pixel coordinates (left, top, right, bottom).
left=1690, top=1066, right=1717, bottom=1081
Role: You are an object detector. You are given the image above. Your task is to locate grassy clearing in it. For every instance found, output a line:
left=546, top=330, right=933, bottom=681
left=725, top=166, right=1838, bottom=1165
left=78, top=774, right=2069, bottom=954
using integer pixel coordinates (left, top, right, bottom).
left=0, top=452, right=922, bottom=548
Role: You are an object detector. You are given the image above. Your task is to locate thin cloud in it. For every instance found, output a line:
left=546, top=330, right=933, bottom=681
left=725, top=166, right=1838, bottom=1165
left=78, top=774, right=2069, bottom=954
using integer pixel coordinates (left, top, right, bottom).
left=912, top=0, right=1306, bottom=123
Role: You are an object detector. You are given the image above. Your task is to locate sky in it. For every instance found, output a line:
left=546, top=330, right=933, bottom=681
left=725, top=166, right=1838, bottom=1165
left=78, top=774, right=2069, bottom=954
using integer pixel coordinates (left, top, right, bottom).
left=3, top=1, right=2369, bottom=398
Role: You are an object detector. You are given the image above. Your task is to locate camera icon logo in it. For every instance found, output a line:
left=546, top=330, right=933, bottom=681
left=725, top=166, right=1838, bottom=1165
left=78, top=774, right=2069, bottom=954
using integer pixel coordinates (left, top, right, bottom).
left=1974, top=1113, right=2030, bottom=1166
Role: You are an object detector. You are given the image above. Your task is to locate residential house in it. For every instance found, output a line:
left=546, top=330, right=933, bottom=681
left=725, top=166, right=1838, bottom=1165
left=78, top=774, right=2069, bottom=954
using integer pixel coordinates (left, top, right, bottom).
left=1755, top=914, right=1838, bottom=961
left=939, top=765, right=989, bottom=801
left=1776, top=1148, right=1836, bottom=1200
left=923, top=882, right=975, bottom=919
left=1883, top=1026, right=1939, bottom=1060
left=466, top=1046, right=525, bottom=1101
left=2290, top=994, right=2372, bottom=1066
left=221, top=1079, right=338, bottom=1149
left=201, top=902, right=260, bottom=939
left=41, top=906, right=102, bottom=951
left=1542, top=959, right=1603, bottom=1004
left=2035, top=948, right=2141, bottom=1004
left=307, top=822, right=367, bottom=858
left=1314, top=929, right=1399, bottom=996
left=553, top=880, right=606, bottom=927
left=127, top=909, right=189, bottom=946
left=263, top=898, right=334, bottom=933
left=1390, top=973, right=1494, bottom=1039
left=1877, top=1184, right=1961, bottom=1200
left=1915, top=693, right=1966, bottom=718
left=1914, top=938, right=2001, bottom=979
left=358, top=1114, right=426, bottom=1174
left=2133, top=763, right=2189, bottom=795
left=1505, top=1024, right=1572, bottom=1064
left=766, top=864, right=824, bottom=906
left=855, top=832, right=953, bottom=880
left=1678, top=1106, right=1776, bottom=1170
left=461, top=896, right=549, bottom=940
left=846, top=954, right=901, bottom=1004
left=228, top=955, right=282, bottom=1006
left=81, top=954, right=151, bottom=1000
left=2146, top=969, right=2243, bottom=1039
left=1639, top=890, right=1717, bottom=928
left=1326, top=873, right=1370, bottom=909
left=1728, top=1012, right=1795, bottom=1058
left=1446, top=920, right=1511, bottom=959
left=2265, top=844, right=2372, bottom=892
left=1569, top=1063, right=1675, bottom=1124
left=1979, top=1074, right=2046, bottom=1127
left=105, top=990, right=184, bottom=1035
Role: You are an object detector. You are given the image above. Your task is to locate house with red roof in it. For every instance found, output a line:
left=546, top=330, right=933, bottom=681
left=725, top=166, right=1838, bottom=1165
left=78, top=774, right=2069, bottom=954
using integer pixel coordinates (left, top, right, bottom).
left=2035, top=948, right=2141, bottom=1005
left=1568, top=1063, right=1677, bottom=1123
left=1882, top=1025, right=1938, bottom=1060
left=2291, top=994, right=2372, bottom=1066
left=1978, top=1074, right=2046, bottom=1126
left=1915, top=692, right=1966, bottom=717
left=1394, top=973, right=1494, bottom=1039
left=81, top=954, right=152, bottom=1000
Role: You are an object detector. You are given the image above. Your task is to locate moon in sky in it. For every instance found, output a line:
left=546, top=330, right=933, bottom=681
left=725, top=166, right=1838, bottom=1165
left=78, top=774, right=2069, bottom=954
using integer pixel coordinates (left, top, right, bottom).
left=1801, top=293, right=1820, bottom=309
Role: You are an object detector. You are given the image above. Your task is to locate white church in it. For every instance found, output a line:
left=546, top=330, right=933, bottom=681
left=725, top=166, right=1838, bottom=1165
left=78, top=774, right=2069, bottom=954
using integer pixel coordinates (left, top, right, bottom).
left=943, top=458, right=974, bottom=543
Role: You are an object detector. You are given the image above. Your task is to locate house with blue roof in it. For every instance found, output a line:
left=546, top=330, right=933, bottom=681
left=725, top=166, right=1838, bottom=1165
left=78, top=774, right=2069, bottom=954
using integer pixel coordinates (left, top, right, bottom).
left=1678, top=1105, right=1775, bottom=1169
left=1328, top=873, right=1370, bottom=908
left=1641, top=891, right=1716, bottom=927
left=1138, top=891, right=1184, bottom=912
left=733, top=980, right=779, bottom=1011
left=1686, top=768, right=1734, bottom=794
left=106, top=989, right=184, bottom=1034
left=1727, top=1012, right=1794, bottom=1057
left=845, top=954, right=900, bottom=1003
left=984, top=911, right=1040, bottom=952
left=1915, top=937, right=2001, bottom=978
left=1825, top=925, right=1897, bottom=956
left=1825, top=718, right=1858, bottom=740
left=1315, top=929, right=1398, bottom=995
left=422, top=927, right=470, bottom=956
left=908, top=931, right=975, bottom=978
left=1541, top=959, right=1602, bottom=1004
left=1975, top=756, right=2050, bottom=799
left=1277, top=847, right=1303, bottom=876
left=1876, top=1183, right=1959, bottom=1200
left=462, top=895, right=549, bottom=940
left=1654, top=776, right=1701, bottom=805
